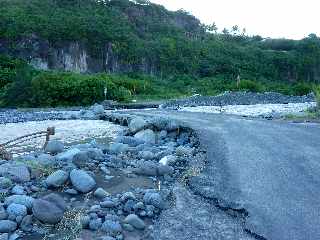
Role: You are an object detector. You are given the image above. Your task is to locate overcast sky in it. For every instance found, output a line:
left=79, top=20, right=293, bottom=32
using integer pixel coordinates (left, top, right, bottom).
left=150, top=0, right=319, bottom=40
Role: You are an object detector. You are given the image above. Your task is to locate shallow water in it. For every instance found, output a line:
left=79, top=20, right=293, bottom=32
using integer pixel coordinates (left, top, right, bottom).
left=0, top=120, right=123, bottom=155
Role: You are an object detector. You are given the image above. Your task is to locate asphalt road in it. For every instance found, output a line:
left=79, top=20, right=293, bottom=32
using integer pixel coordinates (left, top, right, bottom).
left=130, top=110, right=320, bottom=240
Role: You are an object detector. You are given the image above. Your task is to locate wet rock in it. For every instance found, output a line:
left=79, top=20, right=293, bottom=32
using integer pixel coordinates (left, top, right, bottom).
left=134, top=161, right=158, bottom=176
left=0, top=220, right=17, bottom=233
left=129, top=117, right=148, bottom=134
left=44, top=140, right=64, bottom=154
left=109, top=143, right=129, bottom=154
left=143, top=192, right=164, bottom=209
left=159, top=130, right=168, bottom=139
left=94, top=188, right=109, bottom=199
left=134, top=129, right=156, bottom=144
left=11, top=185, right=25, bottom=195
left=4, top=195, right=34, bottom=210
left=100, top=200, right=116, bottom=208
left=70, top=169, right=96, bottom=193
left=101, top=220, right=122, bottom=237
left=0, top=164, right=30, bottom=183
left=124, top=214, right=145, bottom=230
left=123, top=200, right=136, bottom=213
left=6, top=203, right=27, bottom=219
left=36, top=154, right=56, bottom=166
left=0, top=178, right=12, bottom=189
left=32, top=193, right=66, bottom=224
left=64, top=189, right=78, bottom=195
left=45, top=170, right=68, bottom=188
left=123, top=223, right=134, bottom=232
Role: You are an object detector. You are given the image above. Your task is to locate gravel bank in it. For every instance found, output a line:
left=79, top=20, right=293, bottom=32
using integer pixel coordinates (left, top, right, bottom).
left=162, top=92, right=315, bottom=109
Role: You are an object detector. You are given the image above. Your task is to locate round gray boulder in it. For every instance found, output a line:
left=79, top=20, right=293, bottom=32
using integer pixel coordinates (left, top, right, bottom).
left=32, top=193, right=66, bottom=224
left=6, top=203, right=27, bottom=218
left=45, top=170, right=68, bottom=188
left=129, top=117, right=148, bottom=134
left=143, top=192, right=164, bottom=209
left=70, top=169, right=96, bottom=193
left=44, top=140, right=64, bottom=154
left=134, top=129, right=156, bottom=144
left=0, top=220, right=17, bottom=233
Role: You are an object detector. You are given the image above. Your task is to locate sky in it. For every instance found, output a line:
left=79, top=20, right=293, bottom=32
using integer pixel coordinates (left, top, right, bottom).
left=150, top=0, right=319, bottom=40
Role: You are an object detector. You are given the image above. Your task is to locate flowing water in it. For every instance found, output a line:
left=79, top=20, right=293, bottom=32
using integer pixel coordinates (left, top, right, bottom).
left=0, top=120, right=123, bottom=156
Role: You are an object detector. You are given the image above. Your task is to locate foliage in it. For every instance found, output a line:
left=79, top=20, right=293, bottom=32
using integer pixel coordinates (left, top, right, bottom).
left=314, top=86, right=320, bottom=108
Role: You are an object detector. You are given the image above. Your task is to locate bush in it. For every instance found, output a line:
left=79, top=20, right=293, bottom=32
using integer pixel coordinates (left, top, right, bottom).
left=291, top=82, right=313, bottom=96
left=314, top=86, right=320, bottom=108
left=233, top=79, right=265, bottom=92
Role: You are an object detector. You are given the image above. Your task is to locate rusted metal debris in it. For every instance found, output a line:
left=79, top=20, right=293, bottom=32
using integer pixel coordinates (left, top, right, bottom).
left=0, top=127, right=55, bottom=160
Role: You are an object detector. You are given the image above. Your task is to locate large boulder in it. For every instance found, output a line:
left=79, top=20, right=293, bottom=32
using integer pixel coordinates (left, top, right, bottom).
left=45, top=170, right=68, bottom=188
left=32, top=193, right=66, bottom=224
left=129, top=117, right=148, bottom=134
left=134, top=129, right=156, bottom=144
left=115, top=136, right=144, bottom=147
left=44, top=140, right=64, bottom=154
left=101, top=220, right=122, bottom=237
left=70, top=169, right=96, bottom=193
left=0, top=220, right=17, bottom=233
left=90, top=104, right=105, bottom=115
left=0, top=164, right=30, bottom=183
left=109, top=143, right=129, bottom=154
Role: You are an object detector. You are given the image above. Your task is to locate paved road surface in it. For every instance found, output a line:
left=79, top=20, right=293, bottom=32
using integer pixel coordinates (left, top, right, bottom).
left=128, top=110, right=320, bottom=240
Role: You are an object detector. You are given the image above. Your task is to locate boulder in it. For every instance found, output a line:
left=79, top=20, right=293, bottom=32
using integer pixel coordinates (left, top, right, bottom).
left=32, top=193, right=66, bottom=224
left=94, top=188, right=109, bottom=199
left=109, top=143, right=129, bottom=154
left=0, top=164, right=30, bottom=183
left=134, top=161, right=158, bottom=176
left=143, top=192, right=164, bottom=209
left=129, top=117, right=148, bottom=134
left=72, top=151, right=89, bottom=168
left=11, top=185, right=25, bottom=195
left=138, top=151, right=155, bottom=160
left=4, top=195, right=34, bottom=210
left=90, top=104, right=105, bottom=115
left=134, top=129, right=156, bottom=144
left=6, top=203, right=27, bottom=218
left=176, top=146, right=193, bottom=157
left=115, top=136, right=144, bottom=147
left=124, top=214, right=145, bottom=230
left=0, top=178, right=12, bottom=189
left=101, top=220, right=122, bottom=236
left=56, top=148, right=81, bottom=162
left=70, top=169, right=96, bottom=193
left=44, top=140, right=64, bottom=154
left=45, top=170, right=68, bottom=188
left=0, top=220, right=17, bottom=233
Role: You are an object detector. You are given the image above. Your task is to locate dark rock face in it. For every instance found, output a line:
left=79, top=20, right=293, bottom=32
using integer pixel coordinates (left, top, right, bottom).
left=0, top=36, right=158, bottom=75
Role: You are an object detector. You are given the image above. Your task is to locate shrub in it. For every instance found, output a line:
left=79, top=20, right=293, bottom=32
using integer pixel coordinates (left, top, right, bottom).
left=291, top=82, right=313, bottom=96
left=314, top=86, right=320, bottom=109
left=233, top=79, right=265, bottom=92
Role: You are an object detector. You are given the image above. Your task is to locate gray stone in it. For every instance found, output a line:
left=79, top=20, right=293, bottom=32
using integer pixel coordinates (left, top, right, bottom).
left=45, top=170, right=68, bottom=188
left=101, top=220, right=122, bottom=237
left=0, top=208, right=7, bottom=220
left=159, top=130, right=168, bottom=139
left=157, top=165, right=174, bottom=176
left=0, top=164, right=30, bottom=183
left=70, top=169, right=96, bottom=193
left=4, top=195, right=34, bottom=210
left=115, top=136, right=144, bottom=147
left=0, top=220, right=17, bottom=233
left=134, top=129, right=156, bottom=144
left=0, top=233, right=8, bottom=240
left=109, top=143, right=129, bottom=154
left=129, top=117, right=148, bottom=134
left=20, top=215, right=33, bottom=231
left=123, top=223, right=134, bottom=232
left=134, top=161, right=158, bottom=176
left=94, top=188, right=109, bottom=199
left=72, top=151, right=89, bottom=168
left=159, top=155, right=177, bottom=166
left=143, top=192, right=164, bottom=209
left=36, top=154, right=56, bottom=166
left=89, top=218, right=102, bottom=230
left=44, top=140, right=64, bottom=154
left=138, top=151, right=155, bottom=160
left=90, top=104, right=105, bottom=115
left=56, top=148, right=81, bottom=162
left=100, top=200, right=116, bottom=208
left=0, top=178, right=12, bottom=189
left=32, top=193, right=66, bottom=224
left=11, top=185, right=25, bottom=195
left=6, top=203, right=27, bottom=218
left=124, top=214, right=145, bottom=230
left=120, top=192, right=136, bottom=202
